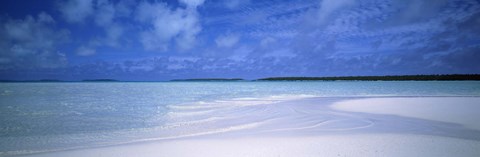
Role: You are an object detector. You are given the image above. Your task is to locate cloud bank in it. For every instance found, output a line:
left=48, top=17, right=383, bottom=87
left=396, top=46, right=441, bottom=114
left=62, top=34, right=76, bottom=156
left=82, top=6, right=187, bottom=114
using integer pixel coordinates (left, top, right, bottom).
left=0, top=0, right=479, bottom=80
left=0, top=12, right=69, bottom=70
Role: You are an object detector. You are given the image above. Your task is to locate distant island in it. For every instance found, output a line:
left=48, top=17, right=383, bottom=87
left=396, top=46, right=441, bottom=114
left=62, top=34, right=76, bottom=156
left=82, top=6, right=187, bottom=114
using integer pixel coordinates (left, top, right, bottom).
left=170, top=78, right=244, bottom=82
left=82, top=79, right=119, bottom=82
left=257, top=74, right=480, bottom=81
left=0, top=79, right=64, bottom=82
left=0, top=79, right=120, bottom=82
left=2, top=74, right=480, bottom=82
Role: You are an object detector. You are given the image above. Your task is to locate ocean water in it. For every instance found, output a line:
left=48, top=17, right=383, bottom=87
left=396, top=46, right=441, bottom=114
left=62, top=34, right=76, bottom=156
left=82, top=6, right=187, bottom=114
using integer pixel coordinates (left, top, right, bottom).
left=1, top=81, right=480, bottom=155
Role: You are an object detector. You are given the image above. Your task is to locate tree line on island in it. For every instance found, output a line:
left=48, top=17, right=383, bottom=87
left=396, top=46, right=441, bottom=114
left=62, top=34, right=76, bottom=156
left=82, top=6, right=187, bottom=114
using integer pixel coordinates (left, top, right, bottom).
left=170, top=78, right=244, bottom=81
left=170, top=74, right=480, bottom=81
left=256, top=74, right=480, bottom=81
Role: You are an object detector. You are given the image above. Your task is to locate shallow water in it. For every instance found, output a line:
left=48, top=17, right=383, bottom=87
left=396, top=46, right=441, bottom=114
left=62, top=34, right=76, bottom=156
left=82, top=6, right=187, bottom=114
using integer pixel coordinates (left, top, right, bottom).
left=1, top=81, right=480, bottom=155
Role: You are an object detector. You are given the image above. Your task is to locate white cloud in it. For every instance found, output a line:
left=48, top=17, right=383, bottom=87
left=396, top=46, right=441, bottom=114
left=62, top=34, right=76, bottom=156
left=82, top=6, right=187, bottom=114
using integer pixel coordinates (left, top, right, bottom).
left=168, top=56, right=200, bottom=63
left=215, top=34, right=240, bottom=48
left=104, top=24, right=124, bottom=47
left=59, top=0, right=128, bottom=52
left=0, top=12, right=69, bottom=69
left=136, top=1, right=203, bottom=52
left=386, top=0, right=449, bottom=26
left=317, top=0, right=355, bottom=25
left=167, top=64, right=186, bottom=70
left=37, top=12, right=55, bottom=23
left=94, top=1, right=126, bottom=48
left=95, top=0, right=115, bottom=26
left=115, top=0, right=135, bottom=17
left=179, top=0, right=205, bottom=8
left=76, top=46, right=96, bottom=56
left=260, top=37, right=276, bottom=47
left=57, top=0, right=204, bottom=54
left=228, top=45, right=252, bottom=61
left=92, top=0, right=127, bottom=48
left=59, top=0, right=94, bottom=23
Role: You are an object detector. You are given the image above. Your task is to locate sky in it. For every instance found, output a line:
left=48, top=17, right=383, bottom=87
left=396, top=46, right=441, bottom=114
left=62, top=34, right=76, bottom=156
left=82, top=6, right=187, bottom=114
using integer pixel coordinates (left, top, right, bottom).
left=0, top=0, right=479, bottom=81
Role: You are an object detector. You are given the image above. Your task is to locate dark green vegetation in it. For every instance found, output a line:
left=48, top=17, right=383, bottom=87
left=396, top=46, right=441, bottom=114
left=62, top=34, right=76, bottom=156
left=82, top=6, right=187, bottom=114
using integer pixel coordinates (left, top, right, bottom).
left=170, top=78, right=244, bottom=81
left=257, top=74, right=480, bottom=81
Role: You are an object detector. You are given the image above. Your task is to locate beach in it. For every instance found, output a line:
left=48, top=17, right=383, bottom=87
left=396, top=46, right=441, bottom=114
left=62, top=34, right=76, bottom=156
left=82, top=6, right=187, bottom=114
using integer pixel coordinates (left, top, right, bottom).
left=2, top=0, right=480, bottom=156
left=22, top=96, right=480, bottom=157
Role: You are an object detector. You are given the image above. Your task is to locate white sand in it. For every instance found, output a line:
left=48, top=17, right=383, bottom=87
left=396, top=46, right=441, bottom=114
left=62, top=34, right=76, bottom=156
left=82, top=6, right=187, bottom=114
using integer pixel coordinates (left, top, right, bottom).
left=331, top=97, right=480, bottom=130
left=25, top=134, right=480, bottom=157
left=22, top=97, right=480, bottom=157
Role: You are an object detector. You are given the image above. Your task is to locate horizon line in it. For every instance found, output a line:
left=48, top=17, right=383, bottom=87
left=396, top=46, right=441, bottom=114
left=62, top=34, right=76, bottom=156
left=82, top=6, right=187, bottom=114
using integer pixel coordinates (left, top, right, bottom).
left=1, top=74, right=480, bottom=82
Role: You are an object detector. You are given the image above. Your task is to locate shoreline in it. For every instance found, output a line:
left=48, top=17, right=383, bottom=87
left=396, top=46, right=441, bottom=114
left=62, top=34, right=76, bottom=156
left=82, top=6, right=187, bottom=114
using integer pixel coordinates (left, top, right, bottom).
left=24, top=134, right=480, bottom=157
left=17, top=96, right=480, bottom=157
left=331, top=97, right=480, bottom=130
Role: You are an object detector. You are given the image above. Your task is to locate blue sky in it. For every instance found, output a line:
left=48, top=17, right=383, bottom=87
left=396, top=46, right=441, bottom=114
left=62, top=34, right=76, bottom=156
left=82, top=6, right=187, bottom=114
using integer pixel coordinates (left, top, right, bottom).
left=0, top=0, right=479, bottom=80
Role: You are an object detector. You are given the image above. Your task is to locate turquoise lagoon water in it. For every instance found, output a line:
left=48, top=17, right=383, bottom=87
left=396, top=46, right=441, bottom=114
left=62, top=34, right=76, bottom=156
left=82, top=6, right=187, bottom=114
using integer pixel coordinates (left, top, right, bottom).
left=1, top=81, right=480, bottom=155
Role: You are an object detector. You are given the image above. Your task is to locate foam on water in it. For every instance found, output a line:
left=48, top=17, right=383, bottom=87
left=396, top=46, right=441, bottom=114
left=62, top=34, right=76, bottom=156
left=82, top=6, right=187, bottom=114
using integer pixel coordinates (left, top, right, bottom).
left=1, top=81, right=480, bottom=156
